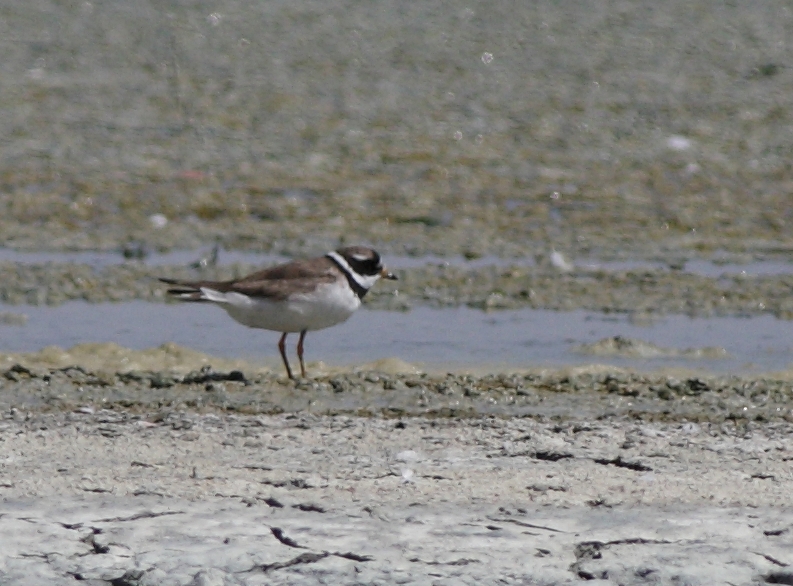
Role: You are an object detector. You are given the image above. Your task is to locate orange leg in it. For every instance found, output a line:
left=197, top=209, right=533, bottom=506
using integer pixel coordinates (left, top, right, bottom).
left=278, top=332, right=294, bottom=379
left=296, top=330, right=307, bottom=378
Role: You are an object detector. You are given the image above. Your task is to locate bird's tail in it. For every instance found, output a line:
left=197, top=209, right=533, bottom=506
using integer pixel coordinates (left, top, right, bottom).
left=159, top=278, right=209, bottom=302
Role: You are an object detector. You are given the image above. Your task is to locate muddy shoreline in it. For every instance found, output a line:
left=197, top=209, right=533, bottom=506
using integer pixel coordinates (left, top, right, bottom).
left=2, top=363, right=792, bottom=424
left=2, top=259, right=793, bottom=320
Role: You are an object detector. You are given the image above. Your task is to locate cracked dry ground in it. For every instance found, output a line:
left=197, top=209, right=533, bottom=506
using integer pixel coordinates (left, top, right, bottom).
left=2, top=408, right=793, bottom=585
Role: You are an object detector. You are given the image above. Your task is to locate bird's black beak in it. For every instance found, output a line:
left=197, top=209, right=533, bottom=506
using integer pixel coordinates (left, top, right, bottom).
left=380, top=267, right=398, bottom=280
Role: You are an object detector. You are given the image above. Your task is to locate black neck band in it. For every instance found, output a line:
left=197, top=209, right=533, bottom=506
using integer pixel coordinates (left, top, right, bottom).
left=326, top=254, right=368, bottom=299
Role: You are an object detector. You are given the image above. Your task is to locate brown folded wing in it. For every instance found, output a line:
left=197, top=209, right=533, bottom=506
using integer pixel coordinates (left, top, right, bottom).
left=161, top=257, right=338, bottom=302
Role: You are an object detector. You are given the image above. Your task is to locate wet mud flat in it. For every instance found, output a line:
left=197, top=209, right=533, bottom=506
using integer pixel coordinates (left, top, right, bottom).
left=3, top=259, right=793, bottom=319
left=1, top=1, right=793, bottom=261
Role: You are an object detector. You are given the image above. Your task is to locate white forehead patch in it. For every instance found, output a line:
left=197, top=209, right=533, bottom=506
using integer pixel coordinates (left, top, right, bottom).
left=352, top=253, right=372, bottom=262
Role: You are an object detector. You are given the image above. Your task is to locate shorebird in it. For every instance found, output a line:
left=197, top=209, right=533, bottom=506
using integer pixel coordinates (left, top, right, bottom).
left=161, top=246, right=396, bottom=379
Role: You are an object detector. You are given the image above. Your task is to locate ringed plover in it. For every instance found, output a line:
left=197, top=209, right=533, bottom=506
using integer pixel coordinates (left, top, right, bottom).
left=160, top=246, right=396, bottom=379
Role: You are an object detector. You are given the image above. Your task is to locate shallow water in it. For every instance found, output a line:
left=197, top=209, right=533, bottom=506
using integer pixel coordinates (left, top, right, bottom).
left=1, top=301, right=790, bottom=375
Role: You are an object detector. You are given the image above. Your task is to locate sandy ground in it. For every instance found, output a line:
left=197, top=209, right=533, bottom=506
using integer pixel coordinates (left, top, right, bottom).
left=2, top=411, right=793, bottom=584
